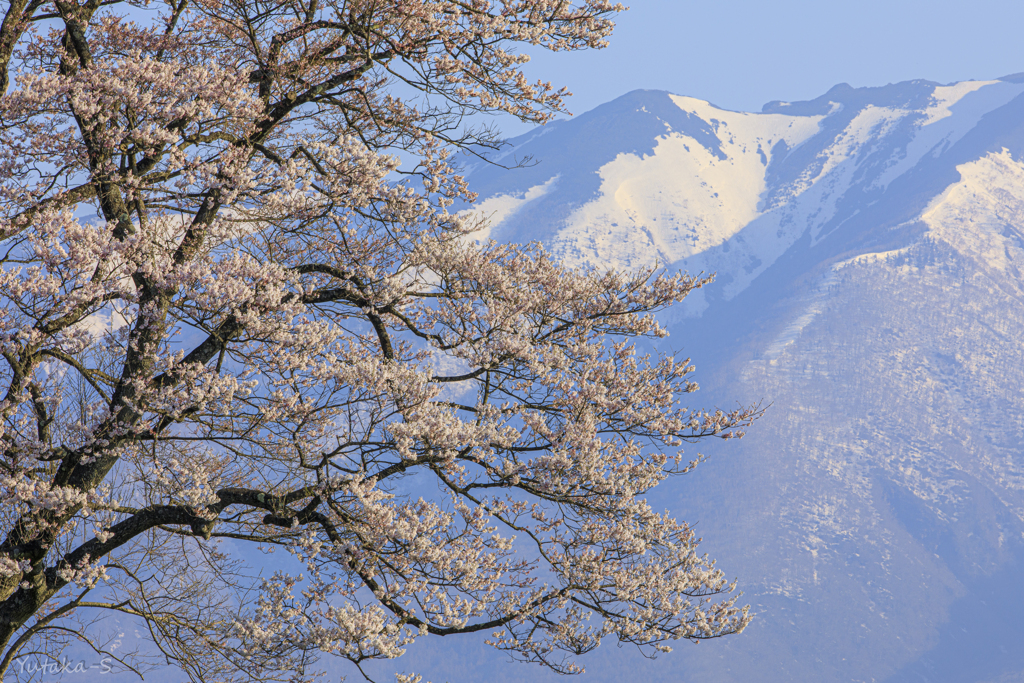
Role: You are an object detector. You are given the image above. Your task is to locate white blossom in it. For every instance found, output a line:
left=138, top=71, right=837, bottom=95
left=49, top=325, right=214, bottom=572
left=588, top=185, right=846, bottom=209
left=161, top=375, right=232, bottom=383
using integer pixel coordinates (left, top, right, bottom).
left=0, top=0, right=757, bottom=680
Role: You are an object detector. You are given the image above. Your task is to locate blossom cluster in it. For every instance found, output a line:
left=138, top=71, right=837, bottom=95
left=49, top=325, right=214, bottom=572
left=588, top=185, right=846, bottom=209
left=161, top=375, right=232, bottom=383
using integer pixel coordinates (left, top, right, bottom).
left=0, top=0, right=756, bottom=680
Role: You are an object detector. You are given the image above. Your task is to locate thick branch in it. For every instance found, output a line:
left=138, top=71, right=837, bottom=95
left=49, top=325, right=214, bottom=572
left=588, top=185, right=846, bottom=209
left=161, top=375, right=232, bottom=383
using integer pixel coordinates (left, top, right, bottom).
left=0, top=0, right=44, bottom=96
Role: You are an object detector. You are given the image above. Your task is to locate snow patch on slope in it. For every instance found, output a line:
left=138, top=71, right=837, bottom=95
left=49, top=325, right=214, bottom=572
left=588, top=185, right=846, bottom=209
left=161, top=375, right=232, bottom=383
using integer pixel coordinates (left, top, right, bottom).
left=463, top=175, right=559, bottom=242
left=760, top=147, right=1024, bottom=369
left=550, top=97, right=823, bottom=271
left=922, top=80, right=996, bottom=125
left=922, top=148, right=1024, bottom=276
left=874, top=81, right=1024, bottom=189
left=760, top=269, right=839, bottom=362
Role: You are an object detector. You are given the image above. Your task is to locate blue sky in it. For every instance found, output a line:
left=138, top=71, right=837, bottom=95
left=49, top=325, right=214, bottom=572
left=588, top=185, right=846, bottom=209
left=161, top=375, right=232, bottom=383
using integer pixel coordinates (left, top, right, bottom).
left=498, top=0, right=1024, bottom=135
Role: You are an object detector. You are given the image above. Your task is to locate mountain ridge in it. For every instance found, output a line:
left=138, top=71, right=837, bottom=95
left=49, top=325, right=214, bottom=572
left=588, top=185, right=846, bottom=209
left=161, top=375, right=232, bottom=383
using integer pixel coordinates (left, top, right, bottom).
left=451, top=77, right=1024, bottom=682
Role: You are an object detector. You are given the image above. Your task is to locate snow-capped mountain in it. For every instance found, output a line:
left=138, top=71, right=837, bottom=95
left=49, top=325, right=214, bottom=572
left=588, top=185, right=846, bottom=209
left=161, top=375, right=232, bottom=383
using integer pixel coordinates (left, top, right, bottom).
left=453, top=77, right=1024, bottom=682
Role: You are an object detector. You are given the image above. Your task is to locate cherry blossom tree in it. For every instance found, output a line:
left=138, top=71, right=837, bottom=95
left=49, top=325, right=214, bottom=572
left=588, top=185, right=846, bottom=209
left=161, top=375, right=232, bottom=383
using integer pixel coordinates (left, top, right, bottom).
left=0, top=0, right=758, bottom=680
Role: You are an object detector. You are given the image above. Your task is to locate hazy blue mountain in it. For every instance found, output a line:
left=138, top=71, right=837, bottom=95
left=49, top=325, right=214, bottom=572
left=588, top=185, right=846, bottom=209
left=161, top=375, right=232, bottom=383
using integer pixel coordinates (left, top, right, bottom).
left=443, top=76, right=1024, bottom=683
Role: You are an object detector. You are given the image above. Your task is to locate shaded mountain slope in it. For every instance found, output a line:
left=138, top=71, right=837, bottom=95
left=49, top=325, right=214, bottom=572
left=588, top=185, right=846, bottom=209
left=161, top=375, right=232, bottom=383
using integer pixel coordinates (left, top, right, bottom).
left=451, top=77, right=1024, bottom=682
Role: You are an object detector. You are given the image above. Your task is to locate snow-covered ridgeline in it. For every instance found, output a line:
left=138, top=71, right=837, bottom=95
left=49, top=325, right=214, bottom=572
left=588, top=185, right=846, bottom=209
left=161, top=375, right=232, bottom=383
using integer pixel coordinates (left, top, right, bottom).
left=464, top=78, right=1024, bottom=311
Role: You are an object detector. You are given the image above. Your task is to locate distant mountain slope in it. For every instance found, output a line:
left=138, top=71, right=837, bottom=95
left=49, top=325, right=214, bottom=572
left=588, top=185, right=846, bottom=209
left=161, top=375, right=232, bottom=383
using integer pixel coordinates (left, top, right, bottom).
left=454, top=77, right=1024, bottom=683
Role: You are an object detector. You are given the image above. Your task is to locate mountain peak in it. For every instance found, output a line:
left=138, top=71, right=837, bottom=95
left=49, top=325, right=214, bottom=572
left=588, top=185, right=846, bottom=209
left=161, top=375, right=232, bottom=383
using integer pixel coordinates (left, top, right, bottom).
left=454, top=77, right=1024, bottom=682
